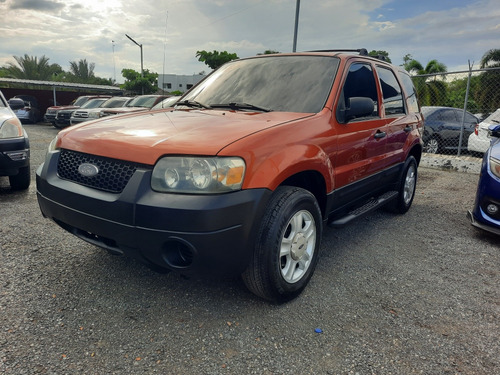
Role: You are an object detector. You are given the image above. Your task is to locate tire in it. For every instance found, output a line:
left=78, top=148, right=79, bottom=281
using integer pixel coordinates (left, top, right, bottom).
left=9, top=165, right=31, bottom=190
left=387, top=156, right=417, bottom=214
left=242, top=186, right=322, bottom=302
left=424, top=137, right=440, bottom=154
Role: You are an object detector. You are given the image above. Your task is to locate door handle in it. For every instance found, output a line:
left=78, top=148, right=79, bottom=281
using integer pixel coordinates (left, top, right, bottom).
left=374, top=131, right=386, bottom=139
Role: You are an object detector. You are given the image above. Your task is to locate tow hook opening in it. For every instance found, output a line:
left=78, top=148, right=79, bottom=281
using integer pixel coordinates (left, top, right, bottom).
left=162, top=238, right=195, bottom=269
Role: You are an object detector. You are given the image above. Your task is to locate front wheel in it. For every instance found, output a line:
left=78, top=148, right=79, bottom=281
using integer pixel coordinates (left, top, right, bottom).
left=242, top=186, right=322, bottom=302
left=424, top=137, right=440, bottom=154
left=9, top=165, right=31, bottom=190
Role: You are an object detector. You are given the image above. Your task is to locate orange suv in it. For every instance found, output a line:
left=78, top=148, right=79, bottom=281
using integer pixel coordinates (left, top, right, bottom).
left=36, top=49, right=423, bottom=302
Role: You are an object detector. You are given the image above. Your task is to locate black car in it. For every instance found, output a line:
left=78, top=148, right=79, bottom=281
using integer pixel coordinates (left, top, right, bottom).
left=0, top=91, right=30, bottom=190
left=422, top=106, right=479, bottom=154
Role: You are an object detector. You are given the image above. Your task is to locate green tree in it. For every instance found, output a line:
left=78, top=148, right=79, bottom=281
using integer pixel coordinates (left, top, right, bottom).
left=368, top=50, right=391, bottom=63
left=120, top=68, right=158, bottom=94
left=405, top=57, right=448, bottom=106
left=476, top=49, right=500, bottom=113
left=196, top=50, right=239, bottom=70
left=257, top=50, right=280, bottom=55
left=3, top=54, right=62, bottom=80
left=68, top=59, right=95, bottom=83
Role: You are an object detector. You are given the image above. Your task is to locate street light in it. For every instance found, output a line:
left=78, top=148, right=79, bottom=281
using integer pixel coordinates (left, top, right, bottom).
left=125, top=33, right=144, bottom=94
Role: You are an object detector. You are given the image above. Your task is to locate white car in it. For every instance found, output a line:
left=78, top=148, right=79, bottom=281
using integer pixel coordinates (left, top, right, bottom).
left=70, top=97, right=132, bottom=125
left=468, top=108, right=500, bottom=154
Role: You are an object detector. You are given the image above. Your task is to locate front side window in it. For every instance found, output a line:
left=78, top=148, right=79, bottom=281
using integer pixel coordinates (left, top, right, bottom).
left=336, top=63, right=379, bottom=123
left=183, top=55, right=340, bottom=113
left=376, top=67, right=404, bottom=115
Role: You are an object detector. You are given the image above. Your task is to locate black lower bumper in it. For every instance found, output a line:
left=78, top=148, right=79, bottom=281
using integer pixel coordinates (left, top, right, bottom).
left=36, top=152, right=271, bottom=276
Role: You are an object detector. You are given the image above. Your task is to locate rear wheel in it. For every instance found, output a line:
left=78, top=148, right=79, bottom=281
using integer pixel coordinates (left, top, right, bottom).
left=387, top=156, right=417, bottom=214
left=242, top=186, right=322, bottom=302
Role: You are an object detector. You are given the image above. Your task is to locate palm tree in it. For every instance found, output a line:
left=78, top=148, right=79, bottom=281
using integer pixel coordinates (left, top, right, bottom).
left=404, top=57, right=448, bottom=106
left=476, top=49, right=500, bottom=114
left=68, top=59, right=96, bottom=83
left=4, top=54, right=62, bottom=80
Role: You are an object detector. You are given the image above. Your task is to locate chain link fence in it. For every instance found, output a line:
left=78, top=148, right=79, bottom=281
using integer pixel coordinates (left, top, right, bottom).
left=413, top=67, right=500, bottom=156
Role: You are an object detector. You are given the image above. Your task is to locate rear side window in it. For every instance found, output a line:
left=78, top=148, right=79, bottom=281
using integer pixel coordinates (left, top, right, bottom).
left=398, top=71, right=420, bottom=113
left=376, top=67, right=404, bottom=115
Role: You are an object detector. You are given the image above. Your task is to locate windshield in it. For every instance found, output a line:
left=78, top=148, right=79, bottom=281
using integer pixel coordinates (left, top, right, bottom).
left=182, top=55, right=339, bottom=113
left=483, top=108, right=500, bottom=124
left=81, top=99, right=107, bottom=109
left=102, top=97, right=130, bottom=108
left=73, top=97, right=89, bottom=106
left=126, top=96, right=159, bottom=108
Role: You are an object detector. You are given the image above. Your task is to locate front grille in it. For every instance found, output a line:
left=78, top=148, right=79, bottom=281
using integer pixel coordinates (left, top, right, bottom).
left=57, top=149, right=149, bottom=193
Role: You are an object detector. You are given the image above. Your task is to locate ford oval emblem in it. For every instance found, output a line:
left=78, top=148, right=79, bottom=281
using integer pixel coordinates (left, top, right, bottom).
left=78, top=163, right=99, bottom=177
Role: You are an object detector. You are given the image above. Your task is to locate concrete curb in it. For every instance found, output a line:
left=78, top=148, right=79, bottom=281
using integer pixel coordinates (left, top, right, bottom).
left=420, top=154, right=482, bottom=174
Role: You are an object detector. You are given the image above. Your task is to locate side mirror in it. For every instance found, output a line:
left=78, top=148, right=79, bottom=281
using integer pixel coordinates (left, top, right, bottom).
left=8, top=98, right=25, bottom=111
left=344, top=97, right=375, bottom=122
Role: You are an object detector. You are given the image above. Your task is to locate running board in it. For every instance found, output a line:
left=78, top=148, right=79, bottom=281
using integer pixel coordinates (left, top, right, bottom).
left=328, top=191, right=398, bottom=228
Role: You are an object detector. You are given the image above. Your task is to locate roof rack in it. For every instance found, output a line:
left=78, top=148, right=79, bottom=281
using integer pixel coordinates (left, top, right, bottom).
left=307, top=48, right=368, bottom=55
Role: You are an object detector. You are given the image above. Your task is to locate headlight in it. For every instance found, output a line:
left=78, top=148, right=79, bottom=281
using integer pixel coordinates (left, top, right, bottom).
left=48, top=135, right=60, bottom=152
left=89, top=112, right=101, bottom=118
left=490, top=156, right=500, bottom=179
left=152, top=156, right=245, bottom=194
left=0, top=117, right=23, bottom=139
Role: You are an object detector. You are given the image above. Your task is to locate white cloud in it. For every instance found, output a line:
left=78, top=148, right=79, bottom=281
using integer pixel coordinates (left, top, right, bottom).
left=0, top=0, right=499, bottom=82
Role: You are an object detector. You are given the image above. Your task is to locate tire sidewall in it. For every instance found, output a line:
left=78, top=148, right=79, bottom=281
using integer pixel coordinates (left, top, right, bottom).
left=259, top=187, right=322, bottom=301
left=397, top=156, right=417, bottom=213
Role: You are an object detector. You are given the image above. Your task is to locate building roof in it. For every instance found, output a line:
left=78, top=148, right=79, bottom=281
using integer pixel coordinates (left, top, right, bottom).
left=0, top=78, right=121, bottom=92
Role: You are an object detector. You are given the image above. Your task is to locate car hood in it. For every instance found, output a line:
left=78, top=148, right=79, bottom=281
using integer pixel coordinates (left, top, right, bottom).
left=102, top=107, right=150, bottom=114
left=0, top=107, right=16, bottom=124
left=490, top=140, right=500, bottom=159
left=47, top=105, right=79, bottom=111
left=57, top=109, right=311, bottom=165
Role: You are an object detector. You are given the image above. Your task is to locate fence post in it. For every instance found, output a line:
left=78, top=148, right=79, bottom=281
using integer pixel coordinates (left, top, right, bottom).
left=458, top=61, right=473, bottom=156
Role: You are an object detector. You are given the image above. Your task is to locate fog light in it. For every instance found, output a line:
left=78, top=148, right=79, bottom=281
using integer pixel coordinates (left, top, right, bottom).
left=4, top=150, right=29, bottom=161
left=487, top=204, right=498, bottom=215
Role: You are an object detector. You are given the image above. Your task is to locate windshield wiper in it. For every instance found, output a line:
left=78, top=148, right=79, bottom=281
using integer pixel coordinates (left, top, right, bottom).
left=210, top=102, right=272, bottom=112
left=175, top=100, right=212, bottom=109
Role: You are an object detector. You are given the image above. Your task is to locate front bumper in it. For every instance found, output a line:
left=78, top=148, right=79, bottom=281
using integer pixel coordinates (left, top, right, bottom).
left=0, top=137, right=30, bottom=176
left=36, top=151, right=271, bottom=276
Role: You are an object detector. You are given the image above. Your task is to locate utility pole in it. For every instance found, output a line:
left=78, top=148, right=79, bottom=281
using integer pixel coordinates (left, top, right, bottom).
left=293, top=0, right=300, bottom=52
left=125, top=34, right=144, bottom=94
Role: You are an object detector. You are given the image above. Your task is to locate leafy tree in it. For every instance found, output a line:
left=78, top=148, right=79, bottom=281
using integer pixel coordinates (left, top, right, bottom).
left=3, top=54, right=62, bottom=80
left=120, top=68, right=158, bottom=94
left=476, top=49, right=500, bottom=113
left=368, top=50, right=391, bottom=63
left=258, top=50, right=280, bottom=55
left=68, top=59, right=95, bottom=83
left=405, top=57, right=448, bottom=106
left=196, top=50, right=239, bottom=70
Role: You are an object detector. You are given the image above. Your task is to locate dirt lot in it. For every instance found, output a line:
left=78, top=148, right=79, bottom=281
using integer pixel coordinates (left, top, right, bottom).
left=1, top=123, right=499, bottom=374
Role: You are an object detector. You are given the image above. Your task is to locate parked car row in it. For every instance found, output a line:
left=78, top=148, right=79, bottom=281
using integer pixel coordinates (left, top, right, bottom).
left=52, top=95, right=173, bottom=129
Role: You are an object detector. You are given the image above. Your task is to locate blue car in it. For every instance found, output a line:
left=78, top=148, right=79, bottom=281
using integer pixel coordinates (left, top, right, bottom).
left=468, top=124, right=500, bottom=235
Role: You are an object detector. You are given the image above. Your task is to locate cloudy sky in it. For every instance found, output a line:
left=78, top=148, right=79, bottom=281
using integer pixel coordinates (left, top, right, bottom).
left=1, top=0, right=499, bottom=83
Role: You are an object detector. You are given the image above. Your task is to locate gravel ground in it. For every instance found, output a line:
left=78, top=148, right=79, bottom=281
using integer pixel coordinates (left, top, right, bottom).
left=1, top=123, right=499, bottom=374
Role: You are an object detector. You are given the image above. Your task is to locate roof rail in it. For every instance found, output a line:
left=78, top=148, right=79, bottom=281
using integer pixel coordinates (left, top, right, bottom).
left=306, top=48, right=368, bottom=55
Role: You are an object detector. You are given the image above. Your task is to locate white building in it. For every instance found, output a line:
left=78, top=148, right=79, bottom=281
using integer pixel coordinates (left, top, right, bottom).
left=158, top=74, right=206, bottom=93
